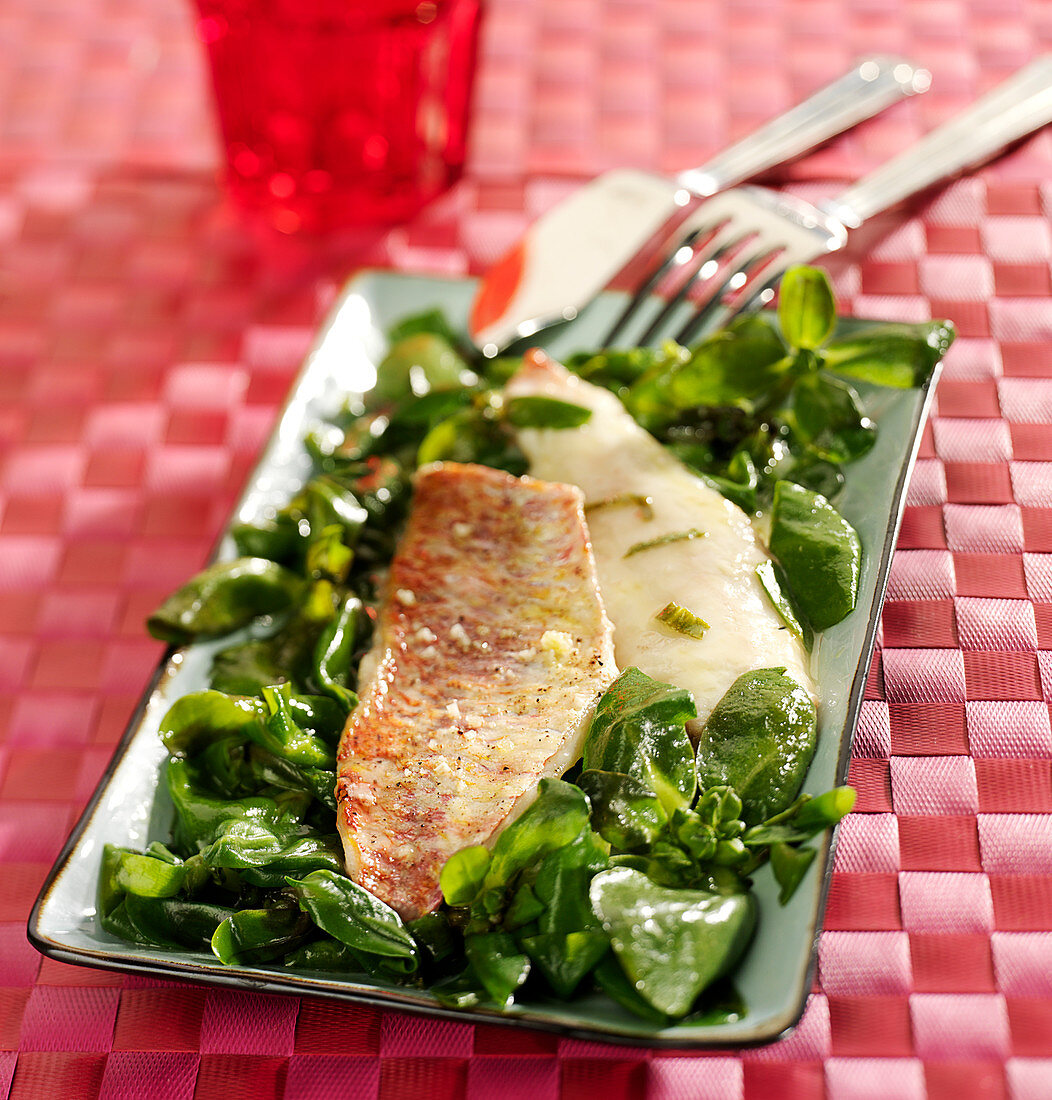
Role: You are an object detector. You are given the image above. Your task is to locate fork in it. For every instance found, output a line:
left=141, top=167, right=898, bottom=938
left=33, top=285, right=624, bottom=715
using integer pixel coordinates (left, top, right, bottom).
left=602, top=56, right=1052, bottom=349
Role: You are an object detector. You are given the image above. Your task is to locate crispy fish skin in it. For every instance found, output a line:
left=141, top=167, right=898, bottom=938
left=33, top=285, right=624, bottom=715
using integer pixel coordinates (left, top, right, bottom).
left=336, top=461, right=617, bottom=921
left=507, top=349, right=815, bottom=729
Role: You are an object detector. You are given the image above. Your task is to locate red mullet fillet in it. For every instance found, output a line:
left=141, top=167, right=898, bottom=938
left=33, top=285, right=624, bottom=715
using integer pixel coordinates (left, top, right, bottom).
left=335, top=461, right=617, bottom=920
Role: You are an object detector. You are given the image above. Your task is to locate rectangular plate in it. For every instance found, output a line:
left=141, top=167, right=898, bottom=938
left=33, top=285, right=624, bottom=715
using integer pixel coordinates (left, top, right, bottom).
left=29, top=270, right=938, bottom=1048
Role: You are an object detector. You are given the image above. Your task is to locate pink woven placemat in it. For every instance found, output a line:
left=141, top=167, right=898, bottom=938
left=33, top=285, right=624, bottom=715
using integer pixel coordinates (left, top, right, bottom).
left=1, top=0, right=1051, bottom=1097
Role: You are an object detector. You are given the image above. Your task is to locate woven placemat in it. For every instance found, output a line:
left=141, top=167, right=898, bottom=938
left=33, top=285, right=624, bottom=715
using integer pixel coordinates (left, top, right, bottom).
left=1, top=0, right=1051, bottom=1096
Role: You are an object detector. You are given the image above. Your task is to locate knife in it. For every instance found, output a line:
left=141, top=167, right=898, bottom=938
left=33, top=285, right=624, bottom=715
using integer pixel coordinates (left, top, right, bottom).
left=469, top=56, right=929, bottom=356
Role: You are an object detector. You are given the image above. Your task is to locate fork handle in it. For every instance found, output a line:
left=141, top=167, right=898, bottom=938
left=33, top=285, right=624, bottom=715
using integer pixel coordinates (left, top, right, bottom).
left=829, top=56, right=1052, bottom=227
left=675, top=56, right=928, bottom=197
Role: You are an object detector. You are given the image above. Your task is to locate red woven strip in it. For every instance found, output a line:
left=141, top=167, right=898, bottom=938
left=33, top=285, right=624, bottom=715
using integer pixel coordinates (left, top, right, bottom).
left=898, top=816, right=982, bottom=872
left=974, top=759, right=1052, bottom=812
left=7, top=1052, right=106, bottom=1100
left=926, top=225, right=982, bottom=253
left=111, top=988, right=206, bottom=1052
left=953, top=554, right=1028, bottom=598
left=1001, top=343, right=1052, bottom=377
left=192, top=1054, right=288, bottom=1100
left=944, top=463, right=1014, bottom=504
left=847, top=759, right=893, bottom=812
left=1034, top=605, right=1052, bottom=648
left=824, top=874, right=902, bottom=931
left=1021, top=508, right=1052, bottom=551
left=888, top=703, right=970, bottom=756
left=882, top=600, right=959, bottom=649
left=827, top=996, right=914, bottom=1056
left=559, top=1059, right=647, bottom=1100
left=0, top=989, right=30, bottom=1049
left=937, top=381, right=1002, bottom=418
left=378, top=1057, right=469, bottom=1100
left=910, top=933, right=997, bottom=992
left=742, top=1062, right=825, bottom=1099
left=473, top=1025, right=558, bottom=1056
left=1010, top=423, right=1052, bottom=458
left=897, top=506, right=949, bottom=549
left=293, top=1001, right=381, bottom=1056
left=1006, top=997, right=1052, bottom=1056
left=924, top=1062, right=1008, bottom=1100
left=989, top=875, right=1052, bottom=930
left=962, top=652, right=1042, bottom=700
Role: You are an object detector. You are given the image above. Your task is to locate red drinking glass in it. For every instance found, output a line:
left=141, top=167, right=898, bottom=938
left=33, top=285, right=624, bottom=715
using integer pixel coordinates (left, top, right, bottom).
left=191, top=0, right=482, bottom=233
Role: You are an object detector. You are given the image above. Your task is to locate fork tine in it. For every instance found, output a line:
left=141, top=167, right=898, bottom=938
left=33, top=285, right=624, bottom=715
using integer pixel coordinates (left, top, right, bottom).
left=599, top=213, right=730, bottom=347
left=633, top=228, right=759, bottom=346
left=674, top=252, right=790, bottom=345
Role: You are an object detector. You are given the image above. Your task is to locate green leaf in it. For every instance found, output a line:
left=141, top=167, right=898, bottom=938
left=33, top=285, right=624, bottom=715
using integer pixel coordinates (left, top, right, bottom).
left=386, top=308, right=464, bottom=348
left=464, top=932, right=531, bottom=1008
left=567, top=342, right=688, bottom=388
left=755, top=559, right=813, bottom=651
left=285, top=693, right=346, bottom=743
left=770, top=842, right=818, bottom=904
left=590, top=868, right=756, bottom=1017
left=504, top=395, right=592, bottom=429
left=416, top=407, right=527, bottom=475
left=626, top=325, right=788, bottom=429
left=777, top=453, right=845, bottom=502
left=115, top=851, right=187, bottom=898
left=778, top=266, right=837, bottom=351
left=211, top=905, right=312, bottom=966
left=483, top=778, right=592, bottom=892
left=244, top=745, right=336, bottom=812
left=504, top=883, right=546, bottom=930
left=209, top=640, right=293, bottom=698
left=283, top=937, right=369, bottom=973
left=231, top=513, right=303, bottom=566
left=286, top=870, right=418, bottom=964
left=654, top=600, right=710, bottom=639
left=520, top=833, right=610, bottom=997
left=308, top=598, right=360, bottom=717
left=706, top=449, right=758, bottom=513
left=577, top=769, right=668, bottom=850
left=203, top=819, right=343, bottom=886
left=583, top=667, right=697, bottom=813
left=123, top=895, right=235, bottom=951
left=370, top=332, right=473, bottom=408
left=521, top=930, right=610, bottom=999
left=790, top=372, right=876, bottom=463
left=407, top=911, right=459, bottom=966
left=823, top=319, right=955, bottom=388
left=769, top=480, right=862, bottom=632
left=147, top=558, right=305, bottom=646
left=166, top=757, right=284, bottom=850
left=439, top=845, right=491, bottom=907
left=593, top=954, right=669, bottom=1024
left=695, top=669, right=817, bottom=825
left=533, top=831, right=609, bottom=936
left=158, top=691, right=266, bottom=758
left=258, top=684, right=336, bottom=769
left=793, top=786, right=857, bottom=832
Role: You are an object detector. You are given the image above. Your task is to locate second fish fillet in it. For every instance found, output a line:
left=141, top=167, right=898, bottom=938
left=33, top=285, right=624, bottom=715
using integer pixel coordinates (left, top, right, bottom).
left=507, top=349, right=815, bottom=729
left=335, top=461, right=617, bottom=921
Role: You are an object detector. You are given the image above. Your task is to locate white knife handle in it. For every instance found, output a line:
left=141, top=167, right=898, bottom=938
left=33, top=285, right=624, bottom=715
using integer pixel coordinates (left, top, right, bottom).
left=829, top=56, right=1052, bottom=228
left=675, top=56, right=929, bottom=197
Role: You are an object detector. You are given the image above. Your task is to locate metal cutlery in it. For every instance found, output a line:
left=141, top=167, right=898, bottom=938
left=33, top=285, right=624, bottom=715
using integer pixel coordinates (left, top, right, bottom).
left=468, top=56, right=929, bottom=356
left=603, top=56, right=1052, bottom=349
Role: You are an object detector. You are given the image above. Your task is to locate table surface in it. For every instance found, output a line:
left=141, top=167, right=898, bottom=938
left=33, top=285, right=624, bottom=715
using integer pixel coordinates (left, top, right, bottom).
left=2, top=1, right=1052, bottom=1098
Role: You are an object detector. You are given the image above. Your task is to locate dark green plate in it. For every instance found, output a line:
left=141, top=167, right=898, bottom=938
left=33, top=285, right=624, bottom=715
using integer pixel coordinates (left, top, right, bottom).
left=29, top=271, right=938, bottom=1048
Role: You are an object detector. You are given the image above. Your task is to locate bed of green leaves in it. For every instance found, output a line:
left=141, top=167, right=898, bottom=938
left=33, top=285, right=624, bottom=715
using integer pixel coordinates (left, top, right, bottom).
left=99, top=267, right=953, bottom=1022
